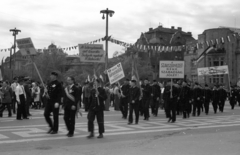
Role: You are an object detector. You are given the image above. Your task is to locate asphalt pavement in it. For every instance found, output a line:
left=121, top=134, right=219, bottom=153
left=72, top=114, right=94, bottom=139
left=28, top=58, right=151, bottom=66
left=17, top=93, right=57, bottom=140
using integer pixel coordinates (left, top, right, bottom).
left=0, top=102, right=240, bottom=155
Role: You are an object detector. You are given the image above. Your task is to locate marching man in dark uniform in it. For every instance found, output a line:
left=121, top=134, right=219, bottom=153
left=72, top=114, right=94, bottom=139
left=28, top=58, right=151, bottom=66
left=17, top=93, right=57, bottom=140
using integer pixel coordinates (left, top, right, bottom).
left=229, top=85, right=237, bottom=110
left=141, top=78, right=151, bottom=121
left=120, top=79, right=130, bottom=119
left=179, top=81, right=191, bottom=119
left=87, top=79, right=107, bottom=139
left=212, top=85, right=219, bottom=114
left=163, top=80, right=178, bottom=123
left=218, top=85, right=227, bottom=112
left=63, top=76, right=80, bottom=137
left=150, top=80, right=161, bottom=117
left=128, top=80, right=141, bottom=125
left=192, top=82, right=202, bottom=116
left=44, top=71, right=62, bottom=134
left=203, top=84, right=212, bottom=115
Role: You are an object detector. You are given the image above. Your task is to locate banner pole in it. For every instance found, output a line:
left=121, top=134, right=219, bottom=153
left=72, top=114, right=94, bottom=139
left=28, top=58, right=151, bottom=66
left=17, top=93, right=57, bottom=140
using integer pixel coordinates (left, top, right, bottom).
left=227, top=71, right=231, bottom=96
left=171, top=78, right=173, bottom=98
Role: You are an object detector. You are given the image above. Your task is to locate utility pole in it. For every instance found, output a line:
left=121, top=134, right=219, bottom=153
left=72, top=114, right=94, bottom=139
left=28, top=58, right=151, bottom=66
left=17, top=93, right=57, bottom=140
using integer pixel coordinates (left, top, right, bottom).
left=9, top=27, right=21, bottom=79
left=100, top=8, right=115, bottom=71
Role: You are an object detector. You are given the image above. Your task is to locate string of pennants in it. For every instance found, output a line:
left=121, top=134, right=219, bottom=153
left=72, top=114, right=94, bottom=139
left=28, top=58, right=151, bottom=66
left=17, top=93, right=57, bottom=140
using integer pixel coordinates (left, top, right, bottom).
left=0, top=33, right=239, bottom=53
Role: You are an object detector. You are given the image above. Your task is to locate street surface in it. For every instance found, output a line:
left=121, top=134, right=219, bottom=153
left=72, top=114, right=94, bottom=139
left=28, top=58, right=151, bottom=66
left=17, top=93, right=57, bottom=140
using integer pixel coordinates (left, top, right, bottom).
left=0, top=102, right=240, bottom=155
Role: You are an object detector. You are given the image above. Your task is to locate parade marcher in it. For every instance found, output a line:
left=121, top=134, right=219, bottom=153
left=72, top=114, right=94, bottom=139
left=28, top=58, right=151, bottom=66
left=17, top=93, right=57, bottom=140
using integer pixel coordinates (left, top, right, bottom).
left=31, top=82, right=41, bottom=109
left=44, top=71, right=62, bottom=134
left=236, top=86, right=240, bottom=106
left=120, top=79, right=130, bottom=119
left=150, top=80, right=161, bottom=117
left=87, top=79, right=107, bottom=139
left=192, top=82, right=202, bottom=116
left=24, top=79, right=32, bottom=116
left=218, top=85, right=227, bottom=112
left=11, top=78, right=18, bottom=114
left=63, top=77, right=79, bottom=137
left=15, top=78, right=29, bottom=120
left=0, top=81, right=12, bottom=117
left=203, top=84, right=212, bottom=115
left=212, top=85, right=219, bottom=114
left=187, top=83, right=193, bottom=117
left=163, top=80, right=178, bottom=123
left=128, top=80, right=141, bottom=125
left=113, top=83, right=121, bottom=111
left=176, top=81, right=182, bottom=115
left=83, top=82, right=91, bottom=112
left=141, top=78, right=151, bottom=121
left=229, top=86, right=237, bottom=109
left=104, top=84, right=111, bottom=111
left=179, top=81, right=191, bottom=119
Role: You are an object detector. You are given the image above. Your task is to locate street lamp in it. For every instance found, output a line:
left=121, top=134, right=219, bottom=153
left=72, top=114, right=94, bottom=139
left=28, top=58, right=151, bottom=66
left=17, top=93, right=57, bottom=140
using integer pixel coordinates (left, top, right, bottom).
left=9, top=27, right=21, bottom=79
left=100, top=8, right=114, bottom=71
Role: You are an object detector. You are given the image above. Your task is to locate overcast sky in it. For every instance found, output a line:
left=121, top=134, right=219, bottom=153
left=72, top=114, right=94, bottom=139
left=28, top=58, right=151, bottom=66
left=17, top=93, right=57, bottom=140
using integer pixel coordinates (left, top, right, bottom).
left=0, top=0, right=239, bottom=62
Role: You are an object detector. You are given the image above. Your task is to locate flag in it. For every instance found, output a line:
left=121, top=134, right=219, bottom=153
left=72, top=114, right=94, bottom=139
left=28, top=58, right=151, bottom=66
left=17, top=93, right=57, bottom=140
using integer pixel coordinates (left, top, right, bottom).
left=221, top=37, right=224, bottom=43
left=227, top=36, right=231, bottom=42
left=206, top=41, right=209, bottom=47
left=131, top=52, right=140, bottom=87
left=87, top=75, right=90, bottom=82
left=99, top=74, right=104, bottom=82
left=195, top=46, right=214, bottom=63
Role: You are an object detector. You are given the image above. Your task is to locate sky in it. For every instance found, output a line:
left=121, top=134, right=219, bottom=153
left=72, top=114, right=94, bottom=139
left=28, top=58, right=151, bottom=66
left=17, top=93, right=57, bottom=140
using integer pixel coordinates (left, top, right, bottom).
left=0, top=0, right=240, bottom=62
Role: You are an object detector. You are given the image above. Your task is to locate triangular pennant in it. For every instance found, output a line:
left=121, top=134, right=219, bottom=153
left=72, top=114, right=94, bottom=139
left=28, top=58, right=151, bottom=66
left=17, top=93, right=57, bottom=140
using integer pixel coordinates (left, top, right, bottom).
left=216, top=39, right=219, bottom=44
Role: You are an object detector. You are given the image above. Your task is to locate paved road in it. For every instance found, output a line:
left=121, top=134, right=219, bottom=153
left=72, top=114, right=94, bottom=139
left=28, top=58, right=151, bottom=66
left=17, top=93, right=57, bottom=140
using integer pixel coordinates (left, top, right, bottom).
left=0, top=103, right=240, bottom=155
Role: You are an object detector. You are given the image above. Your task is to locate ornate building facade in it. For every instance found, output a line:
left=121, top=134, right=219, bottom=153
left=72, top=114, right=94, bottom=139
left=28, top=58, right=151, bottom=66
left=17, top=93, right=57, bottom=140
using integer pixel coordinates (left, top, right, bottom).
left=194, top=27, right=240, bottom=87
left=133, top=25, right=196, bottom=80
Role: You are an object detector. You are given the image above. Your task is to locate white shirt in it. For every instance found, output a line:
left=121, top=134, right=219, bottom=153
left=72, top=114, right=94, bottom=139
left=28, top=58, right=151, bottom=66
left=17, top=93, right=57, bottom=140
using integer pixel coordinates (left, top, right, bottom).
left=15, top=84, right=26, bottom=102
left=11, top=82, right=18, bottom=92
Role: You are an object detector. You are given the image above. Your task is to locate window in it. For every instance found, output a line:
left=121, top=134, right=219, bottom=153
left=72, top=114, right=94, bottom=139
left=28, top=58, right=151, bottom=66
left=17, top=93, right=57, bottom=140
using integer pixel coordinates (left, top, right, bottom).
left=220, top=57, right=224, bottom=65
left=208, top=58, right=212, bottom=66
left=213, top=58, right=219, bottom=66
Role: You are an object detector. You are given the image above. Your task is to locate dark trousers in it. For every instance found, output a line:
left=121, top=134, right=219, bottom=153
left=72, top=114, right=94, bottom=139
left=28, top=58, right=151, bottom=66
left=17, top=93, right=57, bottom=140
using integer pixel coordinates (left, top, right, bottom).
left=84, top=97, right=90, bottom=112
left=0, top=103, right=12, bottom=116
left=128, top=103, right=139, bottom=123
left=212, top=101, right=218, bottom=113
left=193, top=100, right=201, bottom=116
left=229, top=98, right=236, bottom=109
left=166, top=100, right=176, bottom=122
left=219, top=100, right=225, bottom=112
left=151, top=99, right=159, bottom=116
left=87, top=110, right=104, bottom=134
left=12, top=94, right=16, bottom=114
left=142, top=99, right=150, bottom=119
left=120, top=97, right=128, bottom=118
left=204, top=100, right=210, bottom=114
left=25, top=97, right=31, bottom=115
left=17, top=95, right=27, bottom=119
left=64, top=108, right=76, bottom=134
left=44, top=102, right=59, bottom=132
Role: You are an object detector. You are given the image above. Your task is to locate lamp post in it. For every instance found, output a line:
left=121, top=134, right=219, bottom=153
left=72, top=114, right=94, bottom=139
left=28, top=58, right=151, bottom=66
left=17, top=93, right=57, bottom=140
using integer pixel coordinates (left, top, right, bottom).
left=9, top=28, right=21, bottom=78
left=100, top=8, right=114, bottom=71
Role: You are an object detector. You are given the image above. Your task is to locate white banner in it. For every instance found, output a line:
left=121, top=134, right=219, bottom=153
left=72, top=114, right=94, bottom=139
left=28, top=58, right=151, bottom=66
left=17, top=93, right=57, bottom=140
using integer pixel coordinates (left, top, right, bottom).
left=159, top=61, right=184, bottom=78
left=78, top=44, right=105, bottom=63
left=107, top=63, right=125, bottom=85
left=16, top=38, right=37, bottom=56
left=197, top=65, right=229, bottom=76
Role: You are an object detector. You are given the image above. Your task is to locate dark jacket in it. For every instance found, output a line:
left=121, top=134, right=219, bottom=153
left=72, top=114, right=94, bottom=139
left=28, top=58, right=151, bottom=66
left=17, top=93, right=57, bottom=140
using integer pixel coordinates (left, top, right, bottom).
left=47, top=80, right=62, bottom=104
left=63, top=85, right=79, bottom=109
left=89, top=87, right=107, bottom=111
left=129, top=86, right=141, bottom=104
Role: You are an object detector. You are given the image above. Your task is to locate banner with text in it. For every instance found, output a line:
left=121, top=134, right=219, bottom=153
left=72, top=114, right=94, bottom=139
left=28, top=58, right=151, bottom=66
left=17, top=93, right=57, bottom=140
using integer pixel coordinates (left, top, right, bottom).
left=16, top=38, right=37, bottom=56
left=159, top=61, right=185, bottom=78
left=78, top=44, right=105, bottom=63
left=197, top=65, right=229, bottom=76
left=107, top=63, right=125, bottom=84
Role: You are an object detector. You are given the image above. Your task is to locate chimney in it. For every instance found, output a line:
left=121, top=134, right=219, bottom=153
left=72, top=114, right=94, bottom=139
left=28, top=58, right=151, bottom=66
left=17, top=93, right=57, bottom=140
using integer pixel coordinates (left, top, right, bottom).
left=171, top=26, right=175, bottom=29
left=149, top=28, right=153, bottom=31
left=177, top=27, right=182, bottom=31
